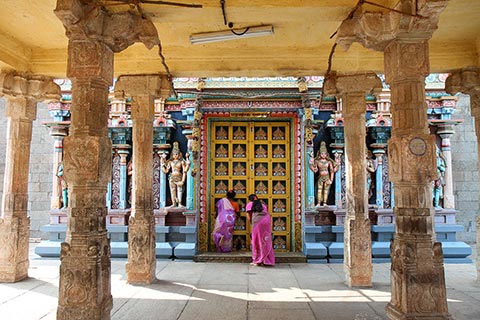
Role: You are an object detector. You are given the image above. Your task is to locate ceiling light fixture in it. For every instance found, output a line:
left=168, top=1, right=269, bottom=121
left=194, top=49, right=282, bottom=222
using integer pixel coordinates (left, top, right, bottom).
left=190, top=25, right=274, bottom=45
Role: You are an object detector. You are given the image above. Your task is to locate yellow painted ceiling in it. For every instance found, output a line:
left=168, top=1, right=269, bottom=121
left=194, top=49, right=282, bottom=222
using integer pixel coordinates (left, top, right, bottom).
left=0, top=0, right=478, bottom=78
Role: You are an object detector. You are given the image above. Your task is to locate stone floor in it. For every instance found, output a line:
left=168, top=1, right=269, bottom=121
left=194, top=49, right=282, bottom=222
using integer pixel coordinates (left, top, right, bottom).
left=0, top=244, right=479, bottom=320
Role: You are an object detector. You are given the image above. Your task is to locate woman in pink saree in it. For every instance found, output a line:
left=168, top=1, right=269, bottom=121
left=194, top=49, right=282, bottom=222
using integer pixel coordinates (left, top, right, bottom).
left=246, top=194, right=275, bottom=266
left=212, top=190, right=239, bottom=252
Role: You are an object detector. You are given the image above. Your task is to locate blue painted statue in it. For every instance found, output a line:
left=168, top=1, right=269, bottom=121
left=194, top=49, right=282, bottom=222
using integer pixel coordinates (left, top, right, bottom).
left=433, top=146, right=447, bottom=208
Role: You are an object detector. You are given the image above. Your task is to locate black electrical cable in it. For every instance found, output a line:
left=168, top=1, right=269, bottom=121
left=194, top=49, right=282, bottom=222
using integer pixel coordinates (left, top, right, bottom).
left=220, top=0, right=227, bottom=25
left=230, top=27, right=250, bottom=36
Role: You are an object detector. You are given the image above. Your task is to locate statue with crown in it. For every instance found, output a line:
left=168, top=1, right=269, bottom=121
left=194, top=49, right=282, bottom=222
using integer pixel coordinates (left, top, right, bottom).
left=161, top=141, right=191, bottom=207
left=308, top=141, right=338, bottom=207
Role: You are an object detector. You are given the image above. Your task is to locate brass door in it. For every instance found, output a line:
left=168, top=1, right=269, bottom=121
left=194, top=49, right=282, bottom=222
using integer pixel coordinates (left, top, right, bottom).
left=210, top=121, right=291, bottom=251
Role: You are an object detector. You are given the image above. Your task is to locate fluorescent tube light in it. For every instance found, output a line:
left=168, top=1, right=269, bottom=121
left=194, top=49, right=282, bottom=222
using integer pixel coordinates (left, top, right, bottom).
left=190, top=25, right=274, bottom=45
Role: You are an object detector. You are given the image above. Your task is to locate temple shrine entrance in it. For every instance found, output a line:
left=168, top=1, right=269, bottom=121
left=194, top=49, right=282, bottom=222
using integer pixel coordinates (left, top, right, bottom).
left=209, top=120, right=292, bottom=252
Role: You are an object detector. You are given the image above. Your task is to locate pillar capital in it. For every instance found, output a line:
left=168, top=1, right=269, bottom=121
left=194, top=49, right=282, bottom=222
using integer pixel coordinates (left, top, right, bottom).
left=445, top=67, right=480, bottom=95
left=115, top=74, right=172, bottom=99
left=324, top=72, right=382, bottom=96
left=115, top=74, right=171, bottom=121
left=0, top=71, right=60, bottom=101
left=325, top=72, right=382, bottom=118
left=54, top=0, right=159, bottom=52
left=336, top=0, right=448, bottom=52
left=446, top=68, right=480, bottom=116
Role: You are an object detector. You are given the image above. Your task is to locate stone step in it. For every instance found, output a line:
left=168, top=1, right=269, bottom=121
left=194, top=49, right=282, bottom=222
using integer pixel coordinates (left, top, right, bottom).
left=194, top=252, right=306, bottom=263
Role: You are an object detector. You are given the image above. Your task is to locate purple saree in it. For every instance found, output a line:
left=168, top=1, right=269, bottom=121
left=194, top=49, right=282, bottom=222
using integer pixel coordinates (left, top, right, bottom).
left=250, top=208, right=275, bottom=266
left=212, top=198, right=236, bottom=252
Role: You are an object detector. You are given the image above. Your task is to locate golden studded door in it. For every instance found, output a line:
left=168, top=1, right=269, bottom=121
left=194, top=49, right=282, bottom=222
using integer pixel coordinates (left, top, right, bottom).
left=210, top=121, right=291, bottom=252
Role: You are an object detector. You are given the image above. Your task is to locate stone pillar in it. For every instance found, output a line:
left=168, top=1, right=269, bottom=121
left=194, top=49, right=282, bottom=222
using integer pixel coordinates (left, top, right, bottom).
left=325, top=73, right=381, bottom=287
left=181, top=108, right=195, bottom=210
left=333, top=150, right=344, bottom=209
left=158, top=150, right=169, bottom=208
left=184, top=133, right=194, bottom=210
left=57, top=40, right=114, bottom=319
left=50, top=126, right=68, bottom=209
left=437, top=125, right=455, bottom=209
left=336, top=1, right=450, bottom=318
left=115, top=75, right=170, bottom=284
left=54, top=0, right=161, bottom=317
left=371, top=144, right=386, bottom=208
left=445, top=67, right=480, bottom=280
left=306, top=146, right=316, bottom=209
left=0, top=72, right=59, bottom=283
left=303, top=100, right=316, bottom=209
left=384, top=39, right=450, bottom=319
left=118, top=149, right=129, bottom=209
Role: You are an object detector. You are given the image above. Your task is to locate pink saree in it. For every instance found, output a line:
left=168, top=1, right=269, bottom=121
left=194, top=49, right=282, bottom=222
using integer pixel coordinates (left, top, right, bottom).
left=212, top=198, right=236, bottom=252
left=250, top=209, right=275, bottom=266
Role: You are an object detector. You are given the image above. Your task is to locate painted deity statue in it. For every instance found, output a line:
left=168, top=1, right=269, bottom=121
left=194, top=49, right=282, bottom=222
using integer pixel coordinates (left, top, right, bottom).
left=433, top=145, right=447, bottom=208
left=161, top=142, right=191, bottom=207
left=366, top=150, right=377, bottom=201
left=309, top=141, right=338, bottom=206
left=56, top=161, right=68, bottom=209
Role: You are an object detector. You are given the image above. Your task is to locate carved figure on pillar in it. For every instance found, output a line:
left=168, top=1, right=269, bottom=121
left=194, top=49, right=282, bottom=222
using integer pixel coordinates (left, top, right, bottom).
left=433, top=145, right=447, bottom=208
left=161, top=142, right=190, bottom=207
left=56, top=161, right=68, bottom=209
left=366, top=150, right=377, bottom=202
left=127, top=157, right=133, bottom=206
left=309, top=141, right=338, bottom=206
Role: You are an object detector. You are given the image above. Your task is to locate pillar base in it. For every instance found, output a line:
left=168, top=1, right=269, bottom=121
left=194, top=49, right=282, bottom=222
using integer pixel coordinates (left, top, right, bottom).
left=386, top=303, right=452, bottom=320
left=126, top=269, right=156, bottom=284
left=344, top=218, right=372, bottom=288
left=57, top=298, right=113, bottom=320
left=0, top=217, right=30, bottom=283
left=0, top=260, right=29, bottom=282
left=345, top=274, right=372, bottom=288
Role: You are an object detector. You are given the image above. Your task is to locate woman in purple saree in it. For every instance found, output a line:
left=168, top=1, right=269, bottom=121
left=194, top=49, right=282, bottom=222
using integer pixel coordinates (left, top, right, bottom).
left=246, top=194, right=275, bottom=266
left=212, top=190, right=239, bottom=252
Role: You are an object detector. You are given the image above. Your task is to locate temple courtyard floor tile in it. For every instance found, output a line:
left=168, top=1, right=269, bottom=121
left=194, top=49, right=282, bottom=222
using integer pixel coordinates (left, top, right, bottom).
left=0, top=244, right=479, bottom=320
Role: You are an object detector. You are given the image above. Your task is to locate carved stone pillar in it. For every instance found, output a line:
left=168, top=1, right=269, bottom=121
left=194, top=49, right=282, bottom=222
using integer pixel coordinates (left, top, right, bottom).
left=57, top=40, right=114, bottom=319
left=49, top=125, right=69, bottom=209
left=0, top=72, right=59, bottom=283
left=436, top=125, right=455, bottom=209
left=302, top=97, right=317, bottom=209
left=385, top=39, right=449, bottom=319
left=115, top=75, right=170, bottom=284
left=118, top=149, right=129, bottom=209
left=181, top=108, right=195, bottom=210
left=158, top=149, right=169, bottom=208
left=336, top=1, right=450, bottom=318
left=325, top=73, right=381, bottom=287
left=445, top=67, right=480, bottom=281
left=371, top=144, right=386, bottom=208
left=54, top=0, right=160, bottom=317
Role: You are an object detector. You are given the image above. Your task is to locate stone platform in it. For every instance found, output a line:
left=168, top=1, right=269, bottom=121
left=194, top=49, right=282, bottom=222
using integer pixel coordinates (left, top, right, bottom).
left=194, top=252, right=307, bottom=263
